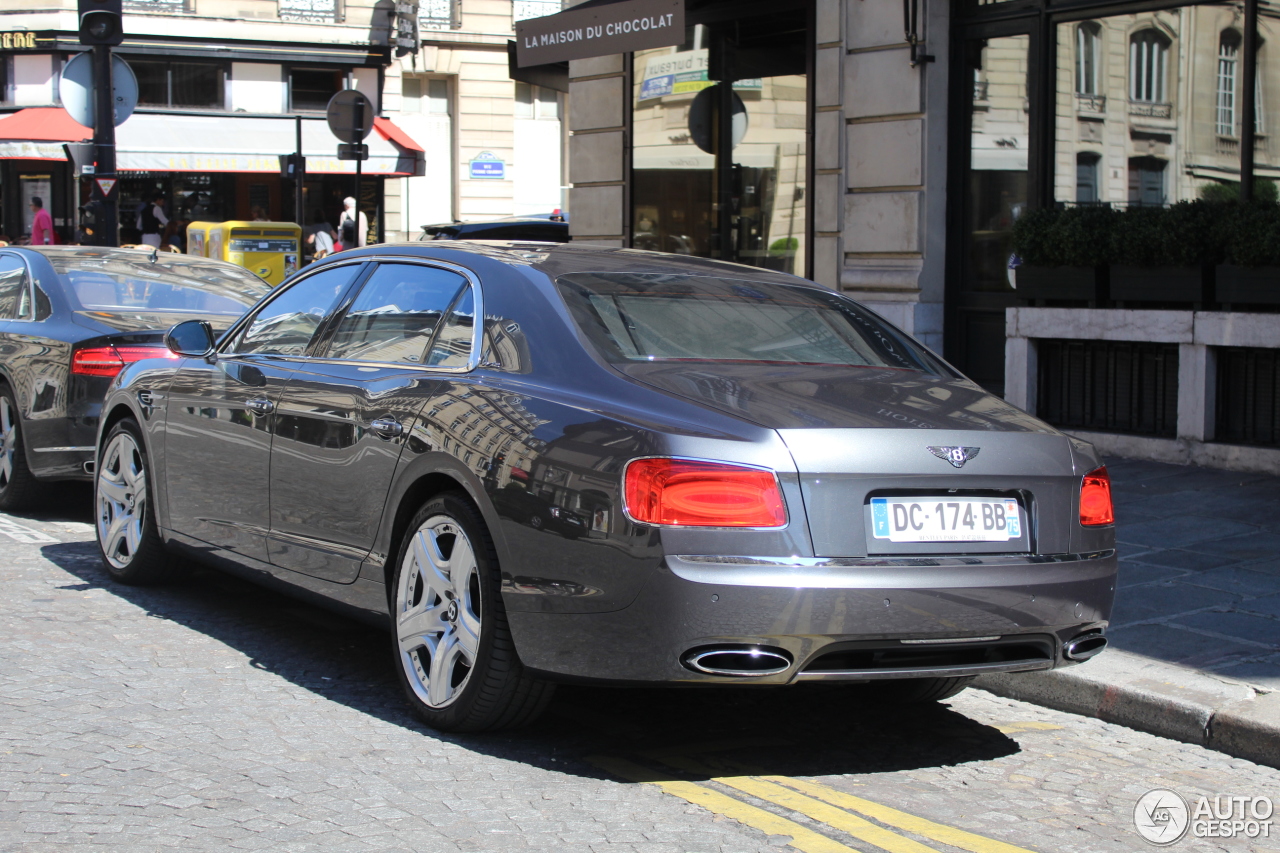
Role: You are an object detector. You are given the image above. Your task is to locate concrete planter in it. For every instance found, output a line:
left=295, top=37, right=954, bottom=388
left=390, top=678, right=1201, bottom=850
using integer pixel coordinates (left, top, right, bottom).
left=1215, top=264, right=1280, bottom=305
left=1111, top=265, right=1211, bottom=303
left=1016, top=265, right=1107, bottom=302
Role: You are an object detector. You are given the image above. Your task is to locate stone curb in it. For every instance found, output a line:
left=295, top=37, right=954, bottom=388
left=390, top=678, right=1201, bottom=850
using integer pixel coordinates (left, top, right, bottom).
left=973, top=649, right=1280, bottom=770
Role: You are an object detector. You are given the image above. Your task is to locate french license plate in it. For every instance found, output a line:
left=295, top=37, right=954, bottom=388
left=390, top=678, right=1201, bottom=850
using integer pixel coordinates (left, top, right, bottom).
left=870, top=497, right=1022, bottom=543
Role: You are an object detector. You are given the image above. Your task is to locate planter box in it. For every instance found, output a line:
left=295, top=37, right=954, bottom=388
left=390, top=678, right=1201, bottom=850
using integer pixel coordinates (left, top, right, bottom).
left=1016, top=265, right=1107, bottom=302
left=1216, top=265, right=1280, bottom=305
left=1111, top=265, right=1211, bottom=303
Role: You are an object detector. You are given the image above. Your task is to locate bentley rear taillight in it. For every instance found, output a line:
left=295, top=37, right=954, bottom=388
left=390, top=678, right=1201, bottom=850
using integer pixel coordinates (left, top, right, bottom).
left=1079, top=466, right=1114, bottom=526
left=623, top=458, right=787, bottom=528
left=72, top=345, right=176, bottom=378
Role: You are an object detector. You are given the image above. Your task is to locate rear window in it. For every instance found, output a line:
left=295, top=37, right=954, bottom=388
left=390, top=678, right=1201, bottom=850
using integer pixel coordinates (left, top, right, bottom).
left=556, top=273, right=950, bottom=373
left=51, top=255, right=273, bottom=315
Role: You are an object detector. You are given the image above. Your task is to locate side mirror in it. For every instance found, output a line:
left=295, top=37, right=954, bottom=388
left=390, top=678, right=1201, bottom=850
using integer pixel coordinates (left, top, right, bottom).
left=165, top=320, right=216, bottom=358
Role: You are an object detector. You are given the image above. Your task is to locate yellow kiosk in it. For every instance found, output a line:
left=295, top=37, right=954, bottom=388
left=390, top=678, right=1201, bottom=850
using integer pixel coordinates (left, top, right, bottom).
left=187, top=221, right=302, bottom=286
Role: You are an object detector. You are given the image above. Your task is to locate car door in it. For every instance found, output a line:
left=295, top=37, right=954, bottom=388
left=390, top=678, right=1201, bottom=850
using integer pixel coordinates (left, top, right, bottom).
left=266, top=260, right=475, bottom=583
left=0, top=253, right=68, bottom=463
left=163, top=262, right=366, bottom=565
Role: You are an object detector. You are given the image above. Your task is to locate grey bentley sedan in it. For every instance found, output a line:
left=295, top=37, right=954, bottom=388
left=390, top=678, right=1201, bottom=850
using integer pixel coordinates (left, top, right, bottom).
left=94, top=243, right=1116, bottom=732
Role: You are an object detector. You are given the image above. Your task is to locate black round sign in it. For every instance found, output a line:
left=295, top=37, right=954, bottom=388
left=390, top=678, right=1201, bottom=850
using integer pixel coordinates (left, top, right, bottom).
left=326, top=90, right=374, bottom=143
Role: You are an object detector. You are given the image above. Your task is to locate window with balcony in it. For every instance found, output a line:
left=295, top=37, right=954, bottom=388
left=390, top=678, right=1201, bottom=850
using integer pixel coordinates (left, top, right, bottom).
left=130, top=59, right=225, bottom=109
left=1130, top=29, right=1170, bottom=105
left=1077, top=22, right=1101, bottom=95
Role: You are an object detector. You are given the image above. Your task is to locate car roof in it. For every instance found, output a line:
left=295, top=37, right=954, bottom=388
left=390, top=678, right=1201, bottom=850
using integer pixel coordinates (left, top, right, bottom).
left=18, top=245, right=251, bottom=273
left=335, top=241, right=821, bottom=289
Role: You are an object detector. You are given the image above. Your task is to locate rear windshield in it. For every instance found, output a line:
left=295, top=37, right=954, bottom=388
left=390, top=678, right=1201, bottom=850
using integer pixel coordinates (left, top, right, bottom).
left=50, top=255, right=273, bottom=315
left=556, top=273, right=951, bottom=373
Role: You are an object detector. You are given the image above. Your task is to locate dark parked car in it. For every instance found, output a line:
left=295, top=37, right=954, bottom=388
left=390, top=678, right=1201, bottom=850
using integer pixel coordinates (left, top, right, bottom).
left=491, top=481, right=588, bottom=538
left=95, top=243, right=1116, bottom=733
left=419, top=216, right=569, bottom=243
left=0, top=246, right=273, bottom=510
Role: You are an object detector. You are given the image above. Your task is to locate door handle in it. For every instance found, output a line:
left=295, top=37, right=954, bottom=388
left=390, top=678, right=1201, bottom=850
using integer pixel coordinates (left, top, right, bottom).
left=245, top=398, right=275, bottom=416
left=369, top=417, right=404, bottom=439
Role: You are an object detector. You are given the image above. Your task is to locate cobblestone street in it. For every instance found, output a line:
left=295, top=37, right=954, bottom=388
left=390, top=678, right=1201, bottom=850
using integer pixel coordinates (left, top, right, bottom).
left=1, top=488, right=1276, bottom=852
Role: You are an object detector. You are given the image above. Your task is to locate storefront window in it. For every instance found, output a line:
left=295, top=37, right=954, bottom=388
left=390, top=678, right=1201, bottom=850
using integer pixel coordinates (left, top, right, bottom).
left=1053, top=7, right=1268, bottom=207
left=129, top=59, right=224, bottom=109
left=290, top=68, right=345, bottom=112
left=631, top=20, right=807, bottom=278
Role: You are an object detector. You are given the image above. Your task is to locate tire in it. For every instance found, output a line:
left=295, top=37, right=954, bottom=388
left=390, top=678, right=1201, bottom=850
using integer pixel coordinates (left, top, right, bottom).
left=0, top=384, right=41, bottom=511
left=529, top=513, right=544, bottom=531
left=391, top=492, right=553, bottom=732
left=95, top=419, right=181, bottom=585
left=873, top=676, right=975, bottom=704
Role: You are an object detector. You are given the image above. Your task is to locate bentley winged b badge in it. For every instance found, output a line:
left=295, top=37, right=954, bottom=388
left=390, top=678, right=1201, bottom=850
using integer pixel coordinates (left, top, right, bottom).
left=928, top=445, right=981, bottom=469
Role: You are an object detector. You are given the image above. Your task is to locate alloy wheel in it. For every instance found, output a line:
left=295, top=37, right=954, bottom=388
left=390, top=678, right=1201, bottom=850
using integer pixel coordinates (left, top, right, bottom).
left=97, top=432, right=148, bottom=569
left=396, top=515, right=483, bottom=708
left=0, top=395, right=15, bottom=491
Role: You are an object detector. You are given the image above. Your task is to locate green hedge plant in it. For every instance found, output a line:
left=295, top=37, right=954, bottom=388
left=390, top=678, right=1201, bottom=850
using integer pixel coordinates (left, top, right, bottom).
left=1011, top=205, right=1117, bottom=267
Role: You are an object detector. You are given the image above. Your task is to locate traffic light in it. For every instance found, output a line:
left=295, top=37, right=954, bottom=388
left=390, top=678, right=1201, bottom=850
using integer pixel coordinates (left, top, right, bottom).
left=279, top=153, right=305, bottom=180
left=78, top=0, right=123, bottom=46
left=78, top=201, right=107, bottom=245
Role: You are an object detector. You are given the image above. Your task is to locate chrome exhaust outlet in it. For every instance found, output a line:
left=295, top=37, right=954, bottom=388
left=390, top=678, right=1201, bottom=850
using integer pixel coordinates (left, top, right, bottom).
left=83, top=461, right=95, bottom=475
left=683, top=646, right=793, bottom=677
left=1064, top=632, right=1108, bottom=662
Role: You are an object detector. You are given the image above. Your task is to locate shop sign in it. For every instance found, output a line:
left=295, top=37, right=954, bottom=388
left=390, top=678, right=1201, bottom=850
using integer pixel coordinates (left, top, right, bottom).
left=468, top=152, right=505, bottom=180
left=278, top=0, right=340, bottom=24
left=123, top=0, right=187, bottom=12
left=515, top=0, right=682, bottom=68
left=0, top=32, right=39, bottom=50
left=638, top=49, right=761, bottom=101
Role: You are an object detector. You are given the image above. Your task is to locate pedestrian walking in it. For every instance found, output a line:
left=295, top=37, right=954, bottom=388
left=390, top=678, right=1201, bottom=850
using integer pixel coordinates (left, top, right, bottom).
left=28, top=197, right=54, bottom=246
left=307, top=209, right=336, bottom=261
left=138, top=193, right=169, bottom=248
left=338, top=197, right=367, bottom=249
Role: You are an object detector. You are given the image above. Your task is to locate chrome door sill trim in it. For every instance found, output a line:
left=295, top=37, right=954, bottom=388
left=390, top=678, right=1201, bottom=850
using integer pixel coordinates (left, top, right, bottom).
left=675, top=550, right=1114, bottom=569
left=793, top=658, right=1054, bottom=682
left=33, top=446, right=95, bottom=453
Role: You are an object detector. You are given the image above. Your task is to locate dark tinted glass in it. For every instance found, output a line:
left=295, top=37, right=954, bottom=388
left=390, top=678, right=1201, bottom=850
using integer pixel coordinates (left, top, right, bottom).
left=425, top=285, right=475, bottom=367
left=132, top=59, right=168, bottom=106
left=0, top=255, right=27, bottom=319
left=235, top=264, right=360, bottom=356
left=50, top=254, right=272, bottom=314
left=171, top=63, right=223, bottom=108
left=327, top=263, right=466, bottom=363
left=291, top=68, right=343, bottom=111
left=557, top=273, right=951, bottom=373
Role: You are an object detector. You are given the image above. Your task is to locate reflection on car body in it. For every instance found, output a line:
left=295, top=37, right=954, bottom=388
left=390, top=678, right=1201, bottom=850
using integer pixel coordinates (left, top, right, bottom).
left=95, top=242, right=1117, bottom=733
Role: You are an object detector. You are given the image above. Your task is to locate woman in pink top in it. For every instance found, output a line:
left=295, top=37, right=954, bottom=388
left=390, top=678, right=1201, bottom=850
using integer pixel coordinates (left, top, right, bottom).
left=29, top=196, right=54, bottom=246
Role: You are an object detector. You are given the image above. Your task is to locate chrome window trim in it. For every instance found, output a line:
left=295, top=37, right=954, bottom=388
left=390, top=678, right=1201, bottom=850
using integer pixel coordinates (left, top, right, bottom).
left=219, top=255, right=484, bottom=374
left=0, top=250, right=37, bottom=323
left=618, top=455, right=791, bottom=531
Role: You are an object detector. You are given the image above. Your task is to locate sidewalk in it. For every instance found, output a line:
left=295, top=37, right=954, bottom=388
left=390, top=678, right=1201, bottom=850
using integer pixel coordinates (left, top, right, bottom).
left=976, top=456, right=1280, bottom=769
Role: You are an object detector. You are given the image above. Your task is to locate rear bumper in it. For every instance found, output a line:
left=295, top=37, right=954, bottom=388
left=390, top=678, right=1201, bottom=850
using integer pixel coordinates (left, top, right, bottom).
left=508, top=549, right=1117, bottom=685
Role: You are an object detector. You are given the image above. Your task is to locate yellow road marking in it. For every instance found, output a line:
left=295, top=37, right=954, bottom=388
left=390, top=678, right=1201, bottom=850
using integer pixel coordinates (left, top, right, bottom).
left=992, top=722, right=1064, bottom=735
left=770, top=777, right=1037, bottom=853
left=700, top=773, right=940, bottom=853
left=588, top=756, right=862, bottom=853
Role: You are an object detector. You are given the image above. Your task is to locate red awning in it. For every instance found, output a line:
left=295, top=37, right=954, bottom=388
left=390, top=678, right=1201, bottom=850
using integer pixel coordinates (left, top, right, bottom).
left=0, top=108, right=91, bottom=142
left=0, top=108, right=90, bottom=161
left=374, top=117, right=424, bottom=153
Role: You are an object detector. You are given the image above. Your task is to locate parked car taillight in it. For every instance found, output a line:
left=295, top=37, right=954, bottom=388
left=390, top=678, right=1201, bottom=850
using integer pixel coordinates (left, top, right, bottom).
left=72, top=345, right=176, bottom=378
left=1079, top=466, right=1114, bottom=526
left=623, top=458, right=787, bottom=528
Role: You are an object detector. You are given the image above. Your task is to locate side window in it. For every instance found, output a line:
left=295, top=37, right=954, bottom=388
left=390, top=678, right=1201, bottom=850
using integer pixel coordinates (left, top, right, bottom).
left=233, top=264, right=360, bottom=356
left=326, top=263, right=467, bottom=364
left=0, top=256, right=26, bottom=320
left=426, top=285, right=475, bottom=368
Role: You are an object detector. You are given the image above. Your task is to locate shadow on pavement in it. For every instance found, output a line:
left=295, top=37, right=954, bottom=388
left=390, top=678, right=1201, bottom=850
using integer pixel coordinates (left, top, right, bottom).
left=40, top=539, right=1019, bottom=781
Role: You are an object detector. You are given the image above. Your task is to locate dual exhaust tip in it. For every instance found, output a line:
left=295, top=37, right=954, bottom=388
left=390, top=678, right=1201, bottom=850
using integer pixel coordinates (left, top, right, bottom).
left=683, top=645, right=793, bottom=677
left=1064, top=632, right=1108, bottom=661
left=684, top=632, right=1108, bottom=676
